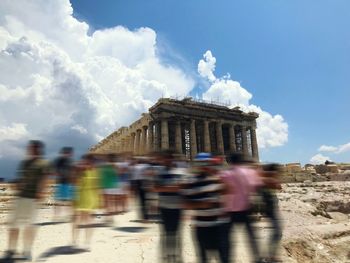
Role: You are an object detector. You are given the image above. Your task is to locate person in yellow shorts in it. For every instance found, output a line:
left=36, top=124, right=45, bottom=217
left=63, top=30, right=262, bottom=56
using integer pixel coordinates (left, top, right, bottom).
left=72, top=154, right=100, bottom=250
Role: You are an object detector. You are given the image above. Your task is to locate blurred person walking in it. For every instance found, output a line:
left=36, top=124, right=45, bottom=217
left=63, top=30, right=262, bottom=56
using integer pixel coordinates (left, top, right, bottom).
left=153, top=150, right=185, bottom=263
left=131, top=158, right=150, bottom=222
left=72, top=154, right=100, bottom=249
left=219, top=153, right=262, bottom=263
left=182, top=153, right=230, bottom=263
left=3, top=140, right=51, bottom=261
left=99, top=153, right=118, bottom=224
left=116, top=155, right=131, bottom=213
left=259, top=164, right=282, bottom=263
left=52, top=147, right=75, bottom=221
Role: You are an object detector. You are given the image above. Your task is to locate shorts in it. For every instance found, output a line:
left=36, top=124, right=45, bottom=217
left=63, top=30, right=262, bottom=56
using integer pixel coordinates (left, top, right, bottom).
left=104, top=187, right=124, bottom=195
left=8, top=198, right=38, bottom=228
left=55, top=184, right=75, bottom=201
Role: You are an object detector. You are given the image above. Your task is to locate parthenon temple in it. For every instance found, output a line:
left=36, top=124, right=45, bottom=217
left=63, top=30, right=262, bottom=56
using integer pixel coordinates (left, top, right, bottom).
left=90, top=98, right=260, bottom=161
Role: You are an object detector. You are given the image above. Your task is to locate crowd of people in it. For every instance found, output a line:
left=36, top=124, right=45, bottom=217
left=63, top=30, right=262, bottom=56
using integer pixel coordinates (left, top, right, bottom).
left=2, top=140, right=283, bottom=263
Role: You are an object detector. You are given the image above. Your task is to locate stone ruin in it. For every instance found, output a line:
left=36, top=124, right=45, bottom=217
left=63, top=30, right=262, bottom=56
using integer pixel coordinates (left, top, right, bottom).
left=90, top=97, right=259, bottom=161
left=280, top=162, right=350, bottom=183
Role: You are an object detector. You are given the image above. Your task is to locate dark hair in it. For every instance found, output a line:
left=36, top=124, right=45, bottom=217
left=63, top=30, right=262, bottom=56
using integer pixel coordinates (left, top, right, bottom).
left=107, top=153, right=115, bottom=162
left=262, top=163, right=281, bottom=173
left=82, top=153, right=95, bottom=162
left=29, top=140, right=44, bottom=156
left=228, top=152, right=245, bottom=165
left=158, top=149, right=175, bottom=159
left=61, top=147, right=73, bottom=154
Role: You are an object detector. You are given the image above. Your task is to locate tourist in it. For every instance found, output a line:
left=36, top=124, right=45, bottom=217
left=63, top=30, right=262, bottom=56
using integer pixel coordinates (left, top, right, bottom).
left=219, top=152, right=262, bottom=263
left=182, top=152, right=230, bottom=263
left=52, top=147, right=75, bottom=221
left=130, top=158, right=151, bottom=222
left=259, top=164, right=282, bottom=263
left=116, top=154, right=132, bottom=213
left=3, top=140, right=51, bottom=261
left=99, top=153, right=118, bottom=224
left=72, top=154, right=100, bottom=249
left=153, top=150, right=185, bottom=262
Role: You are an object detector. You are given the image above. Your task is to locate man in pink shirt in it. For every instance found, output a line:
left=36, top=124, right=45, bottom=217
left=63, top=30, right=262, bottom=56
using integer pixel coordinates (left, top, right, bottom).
left=219, top=153, right=262, bottom=263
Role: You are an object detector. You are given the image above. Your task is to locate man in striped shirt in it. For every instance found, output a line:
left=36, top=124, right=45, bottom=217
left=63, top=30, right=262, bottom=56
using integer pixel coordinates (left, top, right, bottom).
left=153, top=150, right=186, bottom=263
left=182, top=153, right=230, bottom=263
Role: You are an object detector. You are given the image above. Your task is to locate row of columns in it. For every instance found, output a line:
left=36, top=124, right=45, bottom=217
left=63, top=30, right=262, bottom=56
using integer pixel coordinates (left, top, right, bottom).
left=115, top=119, right=259, bottom=161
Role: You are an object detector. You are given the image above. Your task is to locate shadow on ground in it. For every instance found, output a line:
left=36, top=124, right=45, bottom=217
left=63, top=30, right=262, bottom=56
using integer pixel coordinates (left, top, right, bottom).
left=114, top=226, right=148, bottom=233
left=78, top=223, right=109, bottom=229
left=0, top=256, right=26, bottom=263
left=35, top=221, right=67, bottom=226
left=36, top=246, right=88, bottom=262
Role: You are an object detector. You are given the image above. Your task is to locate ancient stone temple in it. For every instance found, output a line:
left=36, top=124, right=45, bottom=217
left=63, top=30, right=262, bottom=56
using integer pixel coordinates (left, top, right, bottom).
left=90, top=98, right=259, bottom=161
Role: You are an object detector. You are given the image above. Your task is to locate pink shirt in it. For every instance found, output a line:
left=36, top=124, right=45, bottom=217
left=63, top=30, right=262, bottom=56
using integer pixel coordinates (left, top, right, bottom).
left=220, top=166, right=262, bottom=212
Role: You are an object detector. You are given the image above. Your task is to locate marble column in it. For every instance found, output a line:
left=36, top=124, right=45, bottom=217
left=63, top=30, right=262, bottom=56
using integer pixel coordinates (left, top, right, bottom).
left=154, top=122, right=161, bottom=151
left=117, top=140, right=121, bottom=153
left=121, top=138, right=126, bottom=152
left=250, top=127, right=259, bottom=161
left=124, top=136, right=130, bottom=152
left=131, top=133, right=136, bottom=154
left=147, top=122, right=154, bottom=153
left=190, top=119, right=197, bottom=159
left=175, top=121, right=182, bottom=154
left=241, top=126, right=248, bottom=156
left=135, top=129, right=141, bottom=155
left=229, top=122, right=236, bottom=152
left=141, top=126, right=147, bottom=155
left=203, top=120, right=211, bottom=153
left=161, top=119, right=169, bottom=150
left=216, top=121, right=224, bottom=155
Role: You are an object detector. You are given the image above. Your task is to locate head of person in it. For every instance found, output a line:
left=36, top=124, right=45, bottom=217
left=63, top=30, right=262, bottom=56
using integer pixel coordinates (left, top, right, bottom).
left=82, top=153, right=95, bottom=166
left=61, top=147, right=73, bottom=158
left=27, top=140, right=44, bottom=158
left=158, top=150, right=175, bottom=168
left=262, top=163, right=281, bottom=178
left=228, top=152, right=246, bottom=166
left=107, top=153, right=115, bottom=163
left=211, top=155, right=224, bottom=167
left=193, top=152, right=213, bottom=173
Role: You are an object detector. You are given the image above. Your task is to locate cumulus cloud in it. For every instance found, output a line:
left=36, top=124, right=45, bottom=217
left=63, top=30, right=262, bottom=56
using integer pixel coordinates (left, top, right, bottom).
left=198, top=50, right=217, bottom=82
left=318, top=142, right=350, bottom=154
left=318, top=145, right=338, bottom=152
left=199, top=50, right=288, bottom=148
left=0, top=0, right=195, bottom=178
left=0, top=123, right=29, bottom=142
left=337, top=143, right=350, bottom=154
left=310, top=154, right=331, bottom=165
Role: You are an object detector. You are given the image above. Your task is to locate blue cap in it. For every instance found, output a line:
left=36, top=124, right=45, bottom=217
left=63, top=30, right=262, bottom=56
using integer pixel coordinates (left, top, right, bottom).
left=194, top=152, right=212, bottom=161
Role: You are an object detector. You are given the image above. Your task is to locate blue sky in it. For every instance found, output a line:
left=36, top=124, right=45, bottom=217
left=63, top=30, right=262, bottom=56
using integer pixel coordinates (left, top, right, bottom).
left=70, top=0, right=350, bottom=164
left=0, top=0, right=349, bottom=180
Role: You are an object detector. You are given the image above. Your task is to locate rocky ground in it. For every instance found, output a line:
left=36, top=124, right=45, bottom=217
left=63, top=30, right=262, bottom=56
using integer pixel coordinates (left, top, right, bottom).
left=279, top=182, right=350, bottom=263
left=0, top=182, right=349, bottom=262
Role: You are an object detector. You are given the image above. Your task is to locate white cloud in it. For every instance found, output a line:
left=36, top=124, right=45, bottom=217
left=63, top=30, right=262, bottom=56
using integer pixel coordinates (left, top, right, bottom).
left=318, top=145, right=338, bottom=152
left=0, top=123, right=29, bottom=142
left=198, top=50, right=217, bottom=82
left=71, top=125, right=88, bottom=135
left=310, top=153, right=331, bottom=165
left=199, top=50, right=288, bottom=148
left=318, top=142, right=350, bottom=154
left=243, top=104, right=288, bottom=148
left=0, top=0, right=195, bottom=174
left=202, top=79, right=252, bottom=106
left=337, top=143, right=350, bottom=154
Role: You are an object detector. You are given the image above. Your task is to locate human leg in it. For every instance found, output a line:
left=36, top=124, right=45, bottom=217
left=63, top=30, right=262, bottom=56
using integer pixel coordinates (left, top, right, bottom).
left=267, top=212, right=282, bottom=260
left=218, top=223, right=230, bottom=263
left=242, top=211, right=260, bottom=262
left=195, top=227, right=209, bottom=263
